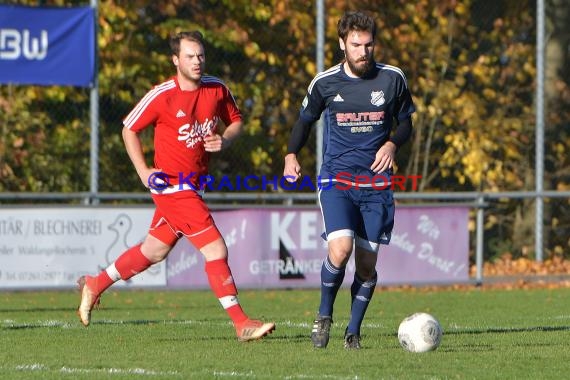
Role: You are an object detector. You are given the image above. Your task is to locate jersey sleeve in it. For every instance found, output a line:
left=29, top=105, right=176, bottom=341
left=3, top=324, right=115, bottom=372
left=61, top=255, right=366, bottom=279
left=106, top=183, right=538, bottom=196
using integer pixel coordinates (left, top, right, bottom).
left=122, top=88, right=161, bottom=132
left=218, top=85, right=242, bottom=125
left=286, top=75, right=327, bottom=153
left=395, top=73, right=416, bottom=121
left=299, top=78, right=326, bottom=123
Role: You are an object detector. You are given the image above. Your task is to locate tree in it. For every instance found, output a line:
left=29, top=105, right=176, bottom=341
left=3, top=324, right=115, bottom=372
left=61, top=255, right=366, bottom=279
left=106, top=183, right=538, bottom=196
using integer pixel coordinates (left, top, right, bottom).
left=544, top=0, right=570, bottom=255
left=1, top=0, right=568, bottom=258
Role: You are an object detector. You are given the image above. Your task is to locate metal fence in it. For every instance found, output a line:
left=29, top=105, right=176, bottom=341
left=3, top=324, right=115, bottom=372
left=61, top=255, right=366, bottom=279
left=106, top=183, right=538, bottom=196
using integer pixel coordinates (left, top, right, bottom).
left=1, top=189, right=569, bottom=285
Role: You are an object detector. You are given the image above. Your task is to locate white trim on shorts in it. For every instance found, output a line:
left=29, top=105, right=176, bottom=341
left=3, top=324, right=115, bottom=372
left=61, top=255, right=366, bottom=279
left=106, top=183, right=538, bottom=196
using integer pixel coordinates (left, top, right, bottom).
left=355, top=236, right=380, bottom=253
left=151, top=216, right=215, bottom=239
left=150, top=184, right=205, bottom=196
left=325, top=229, right=354, bottom=241
left=324, top=230, right=380, bottom=253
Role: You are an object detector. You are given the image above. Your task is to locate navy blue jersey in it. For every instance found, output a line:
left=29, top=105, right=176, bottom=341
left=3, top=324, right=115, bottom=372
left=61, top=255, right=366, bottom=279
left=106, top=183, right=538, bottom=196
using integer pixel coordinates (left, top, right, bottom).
left=300, top=62, right=415, bottom=184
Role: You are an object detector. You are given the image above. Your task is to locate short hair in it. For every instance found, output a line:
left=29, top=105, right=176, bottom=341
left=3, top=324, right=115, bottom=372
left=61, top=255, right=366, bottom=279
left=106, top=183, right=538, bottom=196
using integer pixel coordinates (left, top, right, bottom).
left=337, top=11, right=377, bottom=42
left=169, top=31, right=204, bottom=56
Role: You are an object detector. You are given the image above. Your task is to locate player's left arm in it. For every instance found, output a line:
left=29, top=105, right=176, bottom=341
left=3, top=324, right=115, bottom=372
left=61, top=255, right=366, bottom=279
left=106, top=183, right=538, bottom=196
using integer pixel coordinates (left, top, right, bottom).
left=204, top=85, right=243, bottom=152
left=204, top=120, right=243, bottom=152
left=370, top=117, right=413, bottom=173
left=371, top=75, right=415, bottom=173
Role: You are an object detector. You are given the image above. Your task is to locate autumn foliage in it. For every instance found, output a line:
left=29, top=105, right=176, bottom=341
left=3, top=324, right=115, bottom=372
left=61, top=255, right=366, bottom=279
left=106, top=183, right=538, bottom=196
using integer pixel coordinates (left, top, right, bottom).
left=0, top=0, right=569, bottom=262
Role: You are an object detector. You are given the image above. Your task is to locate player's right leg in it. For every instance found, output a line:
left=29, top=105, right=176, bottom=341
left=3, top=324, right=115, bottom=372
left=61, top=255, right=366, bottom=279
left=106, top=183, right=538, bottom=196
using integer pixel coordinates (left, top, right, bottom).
left=312, top=188, right=357, bottom=348
left=77, top=218, right=175, bottom=327
left=77, top=243, right=155, bottom=327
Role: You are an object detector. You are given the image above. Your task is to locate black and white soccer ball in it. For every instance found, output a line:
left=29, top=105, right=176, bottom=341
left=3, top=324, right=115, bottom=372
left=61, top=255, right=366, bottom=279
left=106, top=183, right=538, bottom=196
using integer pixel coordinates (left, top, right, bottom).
left=398, top=312, right=443, bottom=353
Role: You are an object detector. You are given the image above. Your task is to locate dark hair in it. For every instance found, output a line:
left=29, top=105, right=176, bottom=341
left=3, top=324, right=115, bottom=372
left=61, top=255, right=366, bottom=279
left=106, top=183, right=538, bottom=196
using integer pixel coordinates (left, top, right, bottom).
left=337, top=11, right=377, bottom=42
left=169, top=31, right=204, bottom=56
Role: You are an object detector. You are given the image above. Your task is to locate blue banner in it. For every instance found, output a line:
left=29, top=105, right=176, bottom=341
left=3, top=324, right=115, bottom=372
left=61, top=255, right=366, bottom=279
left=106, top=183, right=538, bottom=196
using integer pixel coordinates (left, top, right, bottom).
left=0, top=5, right=95, bottom=87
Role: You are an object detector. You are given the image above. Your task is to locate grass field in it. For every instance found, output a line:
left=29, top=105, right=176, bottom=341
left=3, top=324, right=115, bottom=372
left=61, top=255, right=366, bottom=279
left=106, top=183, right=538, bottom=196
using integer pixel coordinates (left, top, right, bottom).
left=1, top=286, right=569, bottom=379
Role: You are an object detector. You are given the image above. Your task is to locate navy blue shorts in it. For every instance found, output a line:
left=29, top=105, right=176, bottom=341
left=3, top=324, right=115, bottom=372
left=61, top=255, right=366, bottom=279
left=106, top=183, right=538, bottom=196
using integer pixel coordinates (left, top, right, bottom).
left=318, top=186, right=395, bottom=253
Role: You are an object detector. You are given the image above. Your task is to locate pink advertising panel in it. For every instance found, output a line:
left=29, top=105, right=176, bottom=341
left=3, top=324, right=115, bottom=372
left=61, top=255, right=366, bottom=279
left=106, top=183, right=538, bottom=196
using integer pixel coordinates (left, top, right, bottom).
left=166, top=207, right=469, bottom=288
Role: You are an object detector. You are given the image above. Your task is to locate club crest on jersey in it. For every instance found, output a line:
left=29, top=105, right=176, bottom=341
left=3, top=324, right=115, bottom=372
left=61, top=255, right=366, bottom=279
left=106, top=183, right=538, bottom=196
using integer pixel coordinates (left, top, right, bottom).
left=370, top=91, right=385, bottom=107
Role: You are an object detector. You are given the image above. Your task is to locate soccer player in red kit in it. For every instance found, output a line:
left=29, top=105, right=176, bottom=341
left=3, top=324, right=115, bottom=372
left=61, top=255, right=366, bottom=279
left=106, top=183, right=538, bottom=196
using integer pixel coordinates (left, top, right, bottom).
left=77, top=31, right=275, bottom=341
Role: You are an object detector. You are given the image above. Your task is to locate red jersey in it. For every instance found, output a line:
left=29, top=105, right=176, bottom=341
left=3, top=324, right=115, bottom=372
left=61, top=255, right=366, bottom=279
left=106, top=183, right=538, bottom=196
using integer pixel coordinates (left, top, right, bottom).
left=123, top=75, right=242, bottom=187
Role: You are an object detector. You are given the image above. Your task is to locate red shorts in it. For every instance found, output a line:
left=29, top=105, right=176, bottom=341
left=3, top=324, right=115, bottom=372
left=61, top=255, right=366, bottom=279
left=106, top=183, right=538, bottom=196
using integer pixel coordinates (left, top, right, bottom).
left=149, top=191, right=222, bottom=249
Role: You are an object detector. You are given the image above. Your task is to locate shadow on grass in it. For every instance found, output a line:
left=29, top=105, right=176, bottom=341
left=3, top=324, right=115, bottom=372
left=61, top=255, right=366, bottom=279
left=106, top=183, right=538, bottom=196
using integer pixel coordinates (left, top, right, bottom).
left=384, top=325, right=570, bottom=353
left=375, top=325, right=570, bottom=338
left=4, top=317, right=570, bottom=350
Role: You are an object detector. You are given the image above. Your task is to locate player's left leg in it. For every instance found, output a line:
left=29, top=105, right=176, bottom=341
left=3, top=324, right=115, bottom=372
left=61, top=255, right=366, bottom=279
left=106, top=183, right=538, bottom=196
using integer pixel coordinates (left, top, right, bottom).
left=197, top=237, right=275, bottom=341
left=183, top=195, right=274, bottom=342
left=345, top=247, right=378, bottom=349
left=344, top=189, right=395, bottom=349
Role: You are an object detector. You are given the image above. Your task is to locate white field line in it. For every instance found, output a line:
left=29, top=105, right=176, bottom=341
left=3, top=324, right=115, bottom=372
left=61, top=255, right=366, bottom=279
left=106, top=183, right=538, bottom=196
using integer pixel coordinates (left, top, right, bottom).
left=10, top=363, right=358, bottom=380
left=5, top=315, right=570, bottom=330
left=15, top=317, right=564, bottom=335
left=213, top=370, right=361, bottom=380
left=282, top=375, right=362, bottom=380
left=279, top=319, right=387, bottom=329
left=1, top=318, right=231, bottom=329
left=212, top=370, right=256, bottom=378
left=2, top=318, right=387, bottom=329
left=11, top=363, right=181, bottom=377
left=2, top=319, right=75, bottom=328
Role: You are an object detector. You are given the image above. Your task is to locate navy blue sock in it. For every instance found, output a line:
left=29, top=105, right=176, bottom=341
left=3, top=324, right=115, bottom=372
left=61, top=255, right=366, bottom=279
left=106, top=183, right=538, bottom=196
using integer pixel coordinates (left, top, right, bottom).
left=318, top=256, right=346, bottom=317
left=347, top=272, right=377, bottom=336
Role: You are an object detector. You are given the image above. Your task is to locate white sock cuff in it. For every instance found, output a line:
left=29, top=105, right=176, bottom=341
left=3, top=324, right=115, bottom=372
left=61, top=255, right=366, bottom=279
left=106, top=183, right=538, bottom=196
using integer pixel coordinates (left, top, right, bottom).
left=219, top=295, right=239, bottom=309
left=106, top=263, right=121, bottom=282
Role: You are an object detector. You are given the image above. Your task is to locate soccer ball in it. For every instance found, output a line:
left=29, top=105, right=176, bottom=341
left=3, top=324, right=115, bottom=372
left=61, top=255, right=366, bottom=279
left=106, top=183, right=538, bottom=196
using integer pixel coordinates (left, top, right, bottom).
left=397, top=312, right=442, bottom=353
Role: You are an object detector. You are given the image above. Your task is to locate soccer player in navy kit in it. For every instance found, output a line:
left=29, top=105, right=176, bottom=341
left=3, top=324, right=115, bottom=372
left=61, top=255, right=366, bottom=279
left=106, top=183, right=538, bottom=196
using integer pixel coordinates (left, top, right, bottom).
left=283, top=11, right=415, bottom=349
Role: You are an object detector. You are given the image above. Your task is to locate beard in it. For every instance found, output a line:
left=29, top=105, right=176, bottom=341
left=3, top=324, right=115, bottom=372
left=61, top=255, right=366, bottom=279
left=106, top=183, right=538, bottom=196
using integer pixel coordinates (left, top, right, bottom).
left=180, top=66, right=203, bottom=83
left=346, top=54, right=374, bottom=78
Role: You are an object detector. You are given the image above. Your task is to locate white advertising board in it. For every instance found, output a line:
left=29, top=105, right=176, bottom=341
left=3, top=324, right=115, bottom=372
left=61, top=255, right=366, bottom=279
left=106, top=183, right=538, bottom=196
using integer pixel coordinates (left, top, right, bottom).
left=0, top=207, right=165, bottom=288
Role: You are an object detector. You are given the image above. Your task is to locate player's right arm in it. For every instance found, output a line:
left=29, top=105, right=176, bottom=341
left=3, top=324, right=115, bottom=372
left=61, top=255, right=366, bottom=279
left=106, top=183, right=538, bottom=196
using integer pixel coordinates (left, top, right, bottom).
left=283, top=117, right=313, bottom=182
left=283, top=154, right=302, bottom=183
left=122, top=127, right=160, bottom=188
left=121, top=82, right=166, bottom=188
left=283, top=78, right=326, bottom=182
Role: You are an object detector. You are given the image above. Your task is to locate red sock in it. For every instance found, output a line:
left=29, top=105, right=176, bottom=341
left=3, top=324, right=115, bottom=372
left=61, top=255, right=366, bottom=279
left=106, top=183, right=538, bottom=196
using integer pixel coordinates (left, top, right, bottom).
left=115, top=244, right=152, bottom=280
left=90, top=244, right=152, bottom=295
left=91, top=271, right=114, bottom=295
left=205, top=258, right=248, bottom=325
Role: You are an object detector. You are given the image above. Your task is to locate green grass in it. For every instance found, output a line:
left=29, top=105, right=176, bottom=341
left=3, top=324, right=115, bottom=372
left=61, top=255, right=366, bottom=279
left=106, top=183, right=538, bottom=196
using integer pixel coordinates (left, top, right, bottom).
left=1, top=287, right=569, bottom=379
